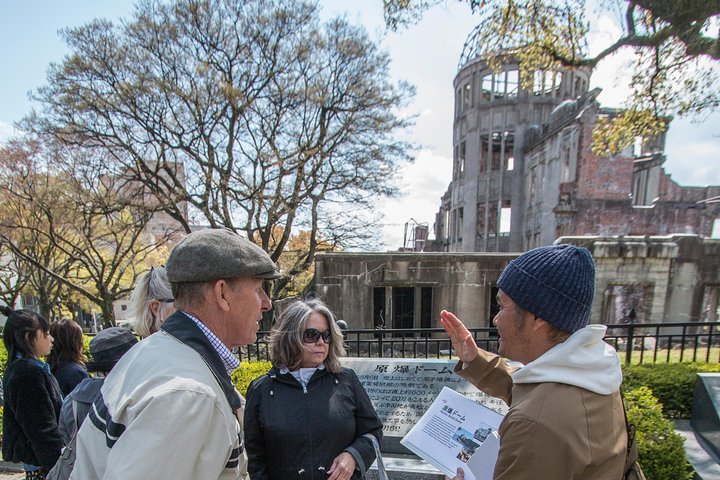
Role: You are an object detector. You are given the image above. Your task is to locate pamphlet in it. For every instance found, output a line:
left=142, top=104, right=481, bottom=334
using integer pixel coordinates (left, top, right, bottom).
left=400, top=386, right=504, bottom=480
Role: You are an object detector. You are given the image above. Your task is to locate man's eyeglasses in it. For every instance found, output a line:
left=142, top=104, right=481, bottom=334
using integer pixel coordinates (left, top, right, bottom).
left=303, top=328, right=331, bottom=344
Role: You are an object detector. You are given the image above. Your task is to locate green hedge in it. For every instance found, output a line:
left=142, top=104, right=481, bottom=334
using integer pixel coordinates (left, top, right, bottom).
left=231, top=361, right=272, bottom=396
left=622, top=362, right=720, bottom=419
left=0, top=342, right=6, bottom=378
left=624, top=386, right=694, bottom=480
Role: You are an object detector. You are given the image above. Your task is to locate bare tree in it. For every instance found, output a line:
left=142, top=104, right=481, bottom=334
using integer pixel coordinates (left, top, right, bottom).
left=0, top=139, right=174, bottom=325
left=0, top=240, right=30, bottom=310
left=28, top=0, right=415, bottom=299
left=0, top=140, right=78, bottom=319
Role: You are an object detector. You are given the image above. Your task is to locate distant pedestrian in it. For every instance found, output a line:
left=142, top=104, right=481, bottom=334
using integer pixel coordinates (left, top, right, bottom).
left=244, top=299, right=382, bottom=480
left=57, top=327, right=138, bottom=444
left=47, top=320, right=89, bottom=397
left=128, top=266, right=175, bottom=337
left=1, top=307, right=63, bottom=479
left=70, top=228, right=279, bottom=480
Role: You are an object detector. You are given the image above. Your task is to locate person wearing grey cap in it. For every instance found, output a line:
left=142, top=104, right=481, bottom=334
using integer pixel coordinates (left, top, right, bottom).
left=57, top=327, right=138, bottom=444
left=441, top=244, right=627, bottom=480
left=70, top=228, right=279, bottom=480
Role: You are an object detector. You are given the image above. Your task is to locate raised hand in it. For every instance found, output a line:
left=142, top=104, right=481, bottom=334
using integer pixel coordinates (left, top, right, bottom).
left=440, top=310, right=478, bottom=364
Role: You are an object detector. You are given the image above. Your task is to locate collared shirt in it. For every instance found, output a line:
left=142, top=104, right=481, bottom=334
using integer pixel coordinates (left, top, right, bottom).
left=279, top=364, right=326, bottom=388
left=181, top=311, right=240, bottom=374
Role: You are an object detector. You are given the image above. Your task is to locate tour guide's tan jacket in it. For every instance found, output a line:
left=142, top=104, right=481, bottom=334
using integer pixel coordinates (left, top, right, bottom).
left=455, top=325, right=627, bottom=480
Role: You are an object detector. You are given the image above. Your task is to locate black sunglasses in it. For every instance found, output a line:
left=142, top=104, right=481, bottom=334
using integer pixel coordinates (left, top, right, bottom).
left=303, top=328, right=331, bottom=344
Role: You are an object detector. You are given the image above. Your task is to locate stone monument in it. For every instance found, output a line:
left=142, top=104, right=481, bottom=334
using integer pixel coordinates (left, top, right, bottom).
left=344, top=357, right=509, bottom=479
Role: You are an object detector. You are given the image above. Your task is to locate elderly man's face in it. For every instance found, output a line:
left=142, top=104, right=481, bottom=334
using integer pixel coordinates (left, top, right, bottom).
left=223, top=277, right=272, bottom=348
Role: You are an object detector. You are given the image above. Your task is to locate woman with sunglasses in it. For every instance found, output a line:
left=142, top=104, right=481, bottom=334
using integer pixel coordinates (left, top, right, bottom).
left=128, top=266, right=175, bottom=337
left=244, top=299, right=382, bottom=480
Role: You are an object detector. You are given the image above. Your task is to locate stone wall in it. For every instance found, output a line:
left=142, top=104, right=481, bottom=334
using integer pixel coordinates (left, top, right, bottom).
left=314, top=252, right=516, bottom=329
left=315, top=235, right=720, bottom=328
left=560, top=235, right=720, bottom=324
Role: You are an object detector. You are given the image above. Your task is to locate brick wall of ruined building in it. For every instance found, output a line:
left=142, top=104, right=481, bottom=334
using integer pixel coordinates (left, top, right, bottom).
left=521, top=99, right=720, bottom=246
left=574, top=107, right=636, bottom=200
left=570, top=199, right=715, bottom=237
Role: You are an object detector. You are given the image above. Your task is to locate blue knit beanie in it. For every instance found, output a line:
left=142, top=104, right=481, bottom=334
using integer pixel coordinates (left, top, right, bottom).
left=497, top=244, right=595, bottom=333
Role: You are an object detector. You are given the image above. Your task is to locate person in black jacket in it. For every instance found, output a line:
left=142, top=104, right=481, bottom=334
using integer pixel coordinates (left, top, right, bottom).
left=245, top=299, right=383, bottom=480
left=47, top=319, right=89, bottom=397
left=1, top=306, right=63, bottom=480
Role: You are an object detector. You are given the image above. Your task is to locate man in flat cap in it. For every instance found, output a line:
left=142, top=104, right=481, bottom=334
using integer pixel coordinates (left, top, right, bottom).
left=442, top=244, right=627, bottom=480
left=71, top=229, right=278, bottom=480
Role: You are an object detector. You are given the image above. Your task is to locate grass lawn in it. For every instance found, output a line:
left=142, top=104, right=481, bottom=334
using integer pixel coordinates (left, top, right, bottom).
left=622, top=346, right=720, bottom=364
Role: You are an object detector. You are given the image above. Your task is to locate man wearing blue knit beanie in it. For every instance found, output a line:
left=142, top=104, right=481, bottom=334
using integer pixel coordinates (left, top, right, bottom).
left=442, top=244, right=627, bottom=480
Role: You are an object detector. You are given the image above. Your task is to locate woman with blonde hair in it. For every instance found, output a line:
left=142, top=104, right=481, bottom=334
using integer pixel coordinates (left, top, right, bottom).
left=129, top=266, right=175, bottom=337
left=244, top=299, right=382, bottom=480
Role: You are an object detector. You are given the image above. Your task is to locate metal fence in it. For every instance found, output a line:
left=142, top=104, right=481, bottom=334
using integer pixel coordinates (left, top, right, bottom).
left=239, top=320, right=720, bottom=365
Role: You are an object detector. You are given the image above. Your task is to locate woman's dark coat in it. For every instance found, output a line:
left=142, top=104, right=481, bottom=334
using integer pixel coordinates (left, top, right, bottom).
left=2, top=357, right=63, bottom=472
left=52, top=361, right=89, bottom=397
left=244, top=366, right=383, bottom=480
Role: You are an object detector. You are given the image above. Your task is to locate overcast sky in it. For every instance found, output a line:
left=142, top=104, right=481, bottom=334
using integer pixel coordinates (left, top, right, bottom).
left=1, top=0, right=718, bottom=250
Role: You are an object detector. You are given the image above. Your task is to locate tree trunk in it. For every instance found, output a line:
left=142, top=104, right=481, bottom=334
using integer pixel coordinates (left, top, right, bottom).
left=100, top=294, right=116, bottom=328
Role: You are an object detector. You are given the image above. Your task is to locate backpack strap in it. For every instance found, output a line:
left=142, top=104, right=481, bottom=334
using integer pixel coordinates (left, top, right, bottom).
left=620, top=391, right=640, bottom=477
left=71, top=398, right=79, bottom=437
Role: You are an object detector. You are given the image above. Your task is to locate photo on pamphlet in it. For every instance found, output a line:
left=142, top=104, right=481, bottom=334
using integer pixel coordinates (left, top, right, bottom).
left=452, top=423, right=493, bottom=463
left=453, top=427, right=481, bottom=462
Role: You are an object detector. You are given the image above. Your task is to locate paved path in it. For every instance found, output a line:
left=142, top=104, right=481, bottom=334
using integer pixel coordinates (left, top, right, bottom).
left=675, top=420, right=720, bottom=480
left=0, top=461, right=23, bottom=479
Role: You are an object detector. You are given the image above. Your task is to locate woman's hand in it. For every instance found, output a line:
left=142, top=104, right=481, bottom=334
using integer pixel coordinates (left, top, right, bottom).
left=440, top=310, right=478, bottom=364
left=327, top=452, right=356, bottom=480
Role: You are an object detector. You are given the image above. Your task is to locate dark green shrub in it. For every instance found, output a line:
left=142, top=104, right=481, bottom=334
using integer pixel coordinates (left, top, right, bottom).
left=624, top=386, right=694, bottom=480
left=622, top=363, right=720, bottom=418
left=232, top=361, right=272, bottom=396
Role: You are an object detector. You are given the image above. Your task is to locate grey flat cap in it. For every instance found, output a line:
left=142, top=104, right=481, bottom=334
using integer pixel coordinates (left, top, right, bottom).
left=167, top=229, right=280, bottom=283
left=86, top=327, right=138, bottom=372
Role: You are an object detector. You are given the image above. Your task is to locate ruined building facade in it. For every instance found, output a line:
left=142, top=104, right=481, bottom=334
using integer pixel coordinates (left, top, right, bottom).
left=314, top=235, right=720, bottom=330
left=434, top=52, right=720, bottom=253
